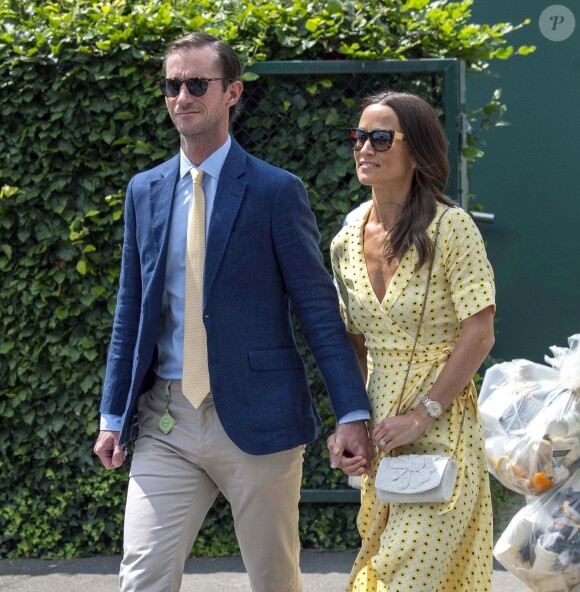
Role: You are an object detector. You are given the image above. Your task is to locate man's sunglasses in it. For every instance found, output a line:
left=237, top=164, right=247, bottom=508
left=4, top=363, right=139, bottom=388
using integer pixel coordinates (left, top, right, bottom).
left=158, top=77, right=232, bottom=98
left=346, top=128, right=405, bottom=152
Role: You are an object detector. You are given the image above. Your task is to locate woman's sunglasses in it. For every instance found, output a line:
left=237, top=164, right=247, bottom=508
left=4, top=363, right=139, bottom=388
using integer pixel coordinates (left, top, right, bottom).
left=158, top=77, right=232, bottom=98
left=346, top=128, right=405, bottom=152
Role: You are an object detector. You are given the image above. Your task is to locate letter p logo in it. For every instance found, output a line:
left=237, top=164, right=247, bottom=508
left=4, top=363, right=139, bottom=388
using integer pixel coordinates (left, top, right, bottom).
left=540, top=5, right=576, bottom=41
left=550, top=14, right=566, bottom=30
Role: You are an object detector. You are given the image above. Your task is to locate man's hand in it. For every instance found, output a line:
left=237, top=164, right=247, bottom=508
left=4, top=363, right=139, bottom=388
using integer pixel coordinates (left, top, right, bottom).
left=94, top=430, right=127, bottom=470
left=328, top=420, right=375, bottom=477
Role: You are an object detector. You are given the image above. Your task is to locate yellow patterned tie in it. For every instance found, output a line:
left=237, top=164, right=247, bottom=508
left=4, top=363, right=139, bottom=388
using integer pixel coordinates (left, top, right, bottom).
left=182, top=168, right=210, bottom=408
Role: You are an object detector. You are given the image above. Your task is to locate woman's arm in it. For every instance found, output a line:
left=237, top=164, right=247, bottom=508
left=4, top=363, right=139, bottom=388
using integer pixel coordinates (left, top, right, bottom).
left=372, top=305, right=495, bottom=453
left=415, top=305, right=494, bottom=412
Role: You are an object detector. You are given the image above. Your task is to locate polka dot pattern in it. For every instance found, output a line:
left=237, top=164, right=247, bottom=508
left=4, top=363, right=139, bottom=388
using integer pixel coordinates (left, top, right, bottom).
left=331, top=204, right=495, bottom=592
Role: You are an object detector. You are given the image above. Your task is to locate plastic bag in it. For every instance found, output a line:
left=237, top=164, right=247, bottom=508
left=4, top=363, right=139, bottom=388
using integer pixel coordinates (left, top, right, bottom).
left=479, top=335, right=580, bottom=496
left=494, top=468, right=580, bottom=592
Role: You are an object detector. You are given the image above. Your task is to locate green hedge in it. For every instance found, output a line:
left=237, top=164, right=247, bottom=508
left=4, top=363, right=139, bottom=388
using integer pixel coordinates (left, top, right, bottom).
left=0, top=0, right=531, bottom=558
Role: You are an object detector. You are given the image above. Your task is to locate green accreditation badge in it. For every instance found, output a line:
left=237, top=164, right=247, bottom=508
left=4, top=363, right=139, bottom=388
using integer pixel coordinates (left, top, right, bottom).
left=158, top=408, right=175, bottom=435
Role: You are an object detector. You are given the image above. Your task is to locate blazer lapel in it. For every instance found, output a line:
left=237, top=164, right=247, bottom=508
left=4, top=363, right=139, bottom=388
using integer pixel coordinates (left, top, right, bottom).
left=203, top=141, right=247, bottom=307
left=148, top=155, right=180, bottom=246
left=147, top=155, right=179, bottom=281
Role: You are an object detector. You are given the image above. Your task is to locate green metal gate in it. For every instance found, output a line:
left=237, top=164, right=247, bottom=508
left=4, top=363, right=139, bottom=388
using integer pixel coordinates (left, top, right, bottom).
left=233, top=58, right=466, bottom=503
left=238, top=58, right=467, bottom=204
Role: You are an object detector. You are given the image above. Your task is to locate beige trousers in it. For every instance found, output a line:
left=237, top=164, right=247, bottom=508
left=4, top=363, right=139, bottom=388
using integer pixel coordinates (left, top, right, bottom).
left=120, top=377, right=305, bottom=592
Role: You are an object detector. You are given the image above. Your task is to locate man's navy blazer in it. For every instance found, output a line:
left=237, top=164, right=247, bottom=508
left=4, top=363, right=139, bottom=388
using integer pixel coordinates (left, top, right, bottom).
left=100, top=140, right=370, bottom=453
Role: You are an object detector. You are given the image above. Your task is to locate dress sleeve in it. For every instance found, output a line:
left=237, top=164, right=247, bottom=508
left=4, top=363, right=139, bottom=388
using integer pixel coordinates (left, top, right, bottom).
left=440, top=208, right=496, bottom=323
left=330, top=231, right=362, bottom=335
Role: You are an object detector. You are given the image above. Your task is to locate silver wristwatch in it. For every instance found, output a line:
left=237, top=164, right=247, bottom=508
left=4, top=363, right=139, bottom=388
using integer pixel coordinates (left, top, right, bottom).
left=420, top=394, right=443, bottom=418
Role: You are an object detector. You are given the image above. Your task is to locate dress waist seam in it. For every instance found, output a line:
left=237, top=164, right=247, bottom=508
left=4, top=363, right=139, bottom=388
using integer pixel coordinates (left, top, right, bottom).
left=367, top=345, right=453, bottom=372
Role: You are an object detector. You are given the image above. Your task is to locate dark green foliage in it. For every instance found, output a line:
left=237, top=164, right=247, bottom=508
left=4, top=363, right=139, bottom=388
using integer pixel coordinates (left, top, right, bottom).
left=0, top=0, right=532, bottom=558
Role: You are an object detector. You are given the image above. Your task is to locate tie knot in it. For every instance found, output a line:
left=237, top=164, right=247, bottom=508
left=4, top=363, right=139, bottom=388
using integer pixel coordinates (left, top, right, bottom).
left=190, top=167, right=204, bottom=185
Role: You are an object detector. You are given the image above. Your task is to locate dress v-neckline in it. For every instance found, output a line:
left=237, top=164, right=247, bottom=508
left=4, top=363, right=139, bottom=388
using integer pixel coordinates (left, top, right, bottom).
left=359, top=204, right=400, bottom=308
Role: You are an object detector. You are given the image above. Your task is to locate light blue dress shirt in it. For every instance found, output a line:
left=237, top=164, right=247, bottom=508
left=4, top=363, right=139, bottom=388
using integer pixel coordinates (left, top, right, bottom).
left=100, top=135, right=368, bottom=430
left=154, top=140, right=230, bottom=379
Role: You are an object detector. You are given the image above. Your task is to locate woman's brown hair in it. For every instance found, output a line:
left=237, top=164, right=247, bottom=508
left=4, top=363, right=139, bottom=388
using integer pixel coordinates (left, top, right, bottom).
left=360, top=91, right=456, bottom=270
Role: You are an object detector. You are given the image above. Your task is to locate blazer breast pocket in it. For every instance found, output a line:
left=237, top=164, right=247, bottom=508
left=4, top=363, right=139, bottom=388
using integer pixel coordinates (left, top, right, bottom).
left=230, top=222, right=262, bottom=238
left=248, top=347, right=304, bottom=371
left=226, top=223, right=263, bottom=263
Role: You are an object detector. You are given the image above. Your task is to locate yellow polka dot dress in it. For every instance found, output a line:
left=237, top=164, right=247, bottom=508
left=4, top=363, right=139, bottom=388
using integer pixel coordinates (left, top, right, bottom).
left=331, top=203, right=495, bottom=592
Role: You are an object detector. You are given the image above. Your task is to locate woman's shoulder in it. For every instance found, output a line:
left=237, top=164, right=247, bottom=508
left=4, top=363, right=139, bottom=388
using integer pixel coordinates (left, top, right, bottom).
left=434, top=203, right=489, bottom=266
left=331, top=218, right=361, bottom=258
left=334, top=201, right=371, bottom=246
left=437, top=203, right=479, bottom=233
left=331, top=223, right=352, bottom=252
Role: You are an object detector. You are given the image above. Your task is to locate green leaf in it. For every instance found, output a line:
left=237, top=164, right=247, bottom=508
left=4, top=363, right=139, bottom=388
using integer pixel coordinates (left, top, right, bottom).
left=0, top=342, right=15, bottom=354
left=493, top=46, right=514, bottom=60
left=76, top=260, right=87, bottom=275
left=242, top=71, right=260, bottom=82
left=305, top=18, right=322, bottom=33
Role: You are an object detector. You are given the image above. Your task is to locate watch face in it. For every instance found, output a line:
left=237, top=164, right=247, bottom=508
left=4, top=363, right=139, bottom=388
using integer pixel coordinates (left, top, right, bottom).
left=426, top=401, right=442, bottom=418
left=421, top=395, right=442, bottom=418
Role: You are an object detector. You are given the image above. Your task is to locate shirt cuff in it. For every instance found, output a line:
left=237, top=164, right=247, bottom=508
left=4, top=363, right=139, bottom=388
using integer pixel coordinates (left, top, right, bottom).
left=338, top=410, right=371, bottom=424
left=100, top=413, right=123, bottom=431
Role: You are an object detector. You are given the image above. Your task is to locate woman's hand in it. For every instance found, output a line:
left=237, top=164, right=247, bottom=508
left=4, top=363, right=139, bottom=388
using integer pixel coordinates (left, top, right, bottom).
left=327, top=433, right=375, bottom=477
left=372, top=410, right=432, bottom=455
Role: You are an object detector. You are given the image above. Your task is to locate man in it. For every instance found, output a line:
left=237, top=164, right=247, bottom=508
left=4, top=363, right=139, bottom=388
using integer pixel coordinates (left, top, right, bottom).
left=94, top=32, right=372, bottom=592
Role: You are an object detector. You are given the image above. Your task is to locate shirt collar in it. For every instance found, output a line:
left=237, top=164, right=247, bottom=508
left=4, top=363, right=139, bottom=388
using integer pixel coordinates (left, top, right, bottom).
left=179, top=135, right=232, bottom=181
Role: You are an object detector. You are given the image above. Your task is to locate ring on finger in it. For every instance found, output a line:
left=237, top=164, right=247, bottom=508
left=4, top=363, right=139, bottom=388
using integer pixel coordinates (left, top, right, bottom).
left=379, top=438, right=387, bottom=448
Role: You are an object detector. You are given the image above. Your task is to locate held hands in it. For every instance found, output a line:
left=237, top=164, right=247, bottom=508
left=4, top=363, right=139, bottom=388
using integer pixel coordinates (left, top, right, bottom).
left=327, top=420, right=375, bottom=477
left=372, top=409, right=432, bottom=455
left=328, top=411, right=433, bottom=475
left=94, top=430, right=127, bottom=470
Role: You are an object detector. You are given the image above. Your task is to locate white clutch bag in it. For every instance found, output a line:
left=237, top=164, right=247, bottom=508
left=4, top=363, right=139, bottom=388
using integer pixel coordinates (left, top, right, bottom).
left=375, top=454, right=458, bottom=503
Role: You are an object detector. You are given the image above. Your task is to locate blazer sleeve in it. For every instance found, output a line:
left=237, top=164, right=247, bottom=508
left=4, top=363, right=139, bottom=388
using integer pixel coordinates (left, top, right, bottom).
left=271, top=174, right=370, bottom=419
left=100, top=177, right=143, bottom=417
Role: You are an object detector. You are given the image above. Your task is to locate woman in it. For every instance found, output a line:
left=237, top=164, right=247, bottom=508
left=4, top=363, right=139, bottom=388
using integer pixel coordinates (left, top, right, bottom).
left=328, top=91, right=495, bottom=591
